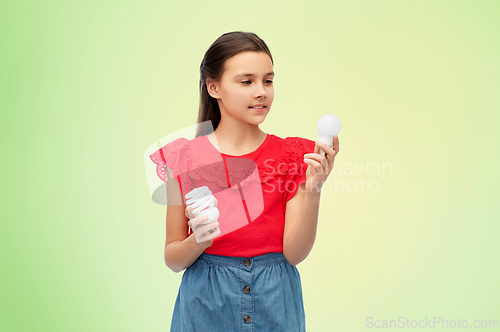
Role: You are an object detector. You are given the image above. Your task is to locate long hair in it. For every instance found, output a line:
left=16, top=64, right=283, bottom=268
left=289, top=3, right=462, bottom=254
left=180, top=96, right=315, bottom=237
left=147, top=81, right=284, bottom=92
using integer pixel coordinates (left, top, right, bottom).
left=196, top=31, right=273, bottom=137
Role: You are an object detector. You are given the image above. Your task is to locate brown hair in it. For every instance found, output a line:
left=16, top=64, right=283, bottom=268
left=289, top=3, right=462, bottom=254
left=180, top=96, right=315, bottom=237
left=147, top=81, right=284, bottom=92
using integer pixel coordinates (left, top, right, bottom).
left=195, top=31, right=274, bottom=137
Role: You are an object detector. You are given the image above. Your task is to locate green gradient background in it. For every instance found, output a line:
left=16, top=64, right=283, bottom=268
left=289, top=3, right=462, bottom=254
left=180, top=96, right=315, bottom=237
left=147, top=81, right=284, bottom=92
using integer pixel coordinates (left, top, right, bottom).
left=2, top=1, right=499, bottom=331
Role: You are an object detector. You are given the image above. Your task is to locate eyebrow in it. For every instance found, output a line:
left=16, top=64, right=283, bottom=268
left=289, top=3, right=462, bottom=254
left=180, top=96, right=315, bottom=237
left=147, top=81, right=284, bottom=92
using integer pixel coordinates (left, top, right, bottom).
left=234, top=72, right=275, bottom=78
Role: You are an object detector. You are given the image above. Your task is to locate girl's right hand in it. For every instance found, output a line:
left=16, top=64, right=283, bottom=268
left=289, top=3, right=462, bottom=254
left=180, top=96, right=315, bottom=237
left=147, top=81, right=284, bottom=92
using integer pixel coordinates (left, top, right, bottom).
left=185, top=198, right=221, bottom=249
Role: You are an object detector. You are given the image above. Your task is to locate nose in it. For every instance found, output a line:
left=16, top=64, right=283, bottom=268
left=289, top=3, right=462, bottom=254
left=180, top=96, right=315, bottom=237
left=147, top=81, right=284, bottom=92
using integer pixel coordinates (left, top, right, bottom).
left=255, top=83, right=267, bottom=99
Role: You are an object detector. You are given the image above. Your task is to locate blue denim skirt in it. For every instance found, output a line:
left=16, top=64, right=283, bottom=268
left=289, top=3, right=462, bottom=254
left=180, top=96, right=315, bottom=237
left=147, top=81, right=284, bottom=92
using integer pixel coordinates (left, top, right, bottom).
left=170, top=252, right=306, bottom=331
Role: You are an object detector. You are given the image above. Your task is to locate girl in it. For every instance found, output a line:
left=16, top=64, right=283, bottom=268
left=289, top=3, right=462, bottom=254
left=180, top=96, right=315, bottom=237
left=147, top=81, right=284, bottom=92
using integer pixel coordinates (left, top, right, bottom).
left=150, top=31, right=340, bottom=331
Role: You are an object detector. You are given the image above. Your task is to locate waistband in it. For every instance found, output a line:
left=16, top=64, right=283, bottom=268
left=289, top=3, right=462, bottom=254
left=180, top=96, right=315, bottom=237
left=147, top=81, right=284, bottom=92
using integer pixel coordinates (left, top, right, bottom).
left=199, top=252, right=287, bottom=268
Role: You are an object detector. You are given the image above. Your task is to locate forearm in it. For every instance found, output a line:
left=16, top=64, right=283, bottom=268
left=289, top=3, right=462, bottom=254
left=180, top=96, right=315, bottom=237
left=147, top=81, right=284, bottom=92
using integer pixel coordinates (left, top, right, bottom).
left=164, top=234, right=207, bottom=273
left=283, top=192, right=321, bottom=265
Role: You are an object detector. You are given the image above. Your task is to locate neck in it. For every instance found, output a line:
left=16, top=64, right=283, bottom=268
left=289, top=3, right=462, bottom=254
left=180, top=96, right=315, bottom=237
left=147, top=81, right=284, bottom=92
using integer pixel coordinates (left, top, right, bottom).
left=209, top=120, right=267, bottom=154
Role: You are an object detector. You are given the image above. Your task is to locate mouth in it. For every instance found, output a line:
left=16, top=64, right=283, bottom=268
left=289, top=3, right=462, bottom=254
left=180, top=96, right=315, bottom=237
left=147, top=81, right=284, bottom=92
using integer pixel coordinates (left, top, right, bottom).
left=249, top=105, right=267, bottom=111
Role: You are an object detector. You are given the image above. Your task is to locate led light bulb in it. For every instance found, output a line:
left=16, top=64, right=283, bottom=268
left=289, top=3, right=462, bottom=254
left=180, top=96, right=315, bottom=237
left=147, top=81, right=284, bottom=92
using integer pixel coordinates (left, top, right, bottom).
left=316, top=114, right=341, bottom=156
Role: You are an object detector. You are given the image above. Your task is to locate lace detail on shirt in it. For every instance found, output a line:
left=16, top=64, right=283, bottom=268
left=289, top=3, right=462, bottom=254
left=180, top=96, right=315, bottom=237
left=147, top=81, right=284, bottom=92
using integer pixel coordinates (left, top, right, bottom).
left=281, top=137, right=316, bottom=212
left=149, top=136, right=315, bottom=189
left=283, top=136, right=316, bottom=186
left=149, top=138, right=190, bottom=182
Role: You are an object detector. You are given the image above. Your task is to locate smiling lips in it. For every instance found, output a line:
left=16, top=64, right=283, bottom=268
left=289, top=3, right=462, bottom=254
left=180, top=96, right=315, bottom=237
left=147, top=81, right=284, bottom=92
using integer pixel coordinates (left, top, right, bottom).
left=249, top=104, right=266, bottom=109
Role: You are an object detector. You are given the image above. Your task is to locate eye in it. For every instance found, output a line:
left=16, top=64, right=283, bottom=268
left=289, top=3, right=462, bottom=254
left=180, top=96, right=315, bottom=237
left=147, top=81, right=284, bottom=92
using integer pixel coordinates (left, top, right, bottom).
left=241, top=81, right=251, bottom=85
left=266, top=80, right=273, bottom=84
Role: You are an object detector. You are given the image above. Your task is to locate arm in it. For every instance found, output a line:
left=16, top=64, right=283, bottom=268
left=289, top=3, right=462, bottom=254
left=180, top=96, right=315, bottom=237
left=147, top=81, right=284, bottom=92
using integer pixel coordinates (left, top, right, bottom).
left=283, top=182, right=321, bottom=265
left=283, top=136, right=340, bottom=266
left=163, top=167, right=213, bottom=273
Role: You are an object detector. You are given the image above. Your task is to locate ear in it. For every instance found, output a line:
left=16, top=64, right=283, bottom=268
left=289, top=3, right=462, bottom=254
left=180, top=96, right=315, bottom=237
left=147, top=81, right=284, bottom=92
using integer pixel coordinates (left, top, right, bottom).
left=206, top=78, right=221, bottom=99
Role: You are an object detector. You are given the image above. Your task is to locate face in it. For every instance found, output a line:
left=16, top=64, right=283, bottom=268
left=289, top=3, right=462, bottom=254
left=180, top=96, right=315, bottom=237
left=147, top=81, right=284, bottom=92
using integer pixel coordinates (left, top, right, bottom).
left=207, top=51, right=275, bottom=126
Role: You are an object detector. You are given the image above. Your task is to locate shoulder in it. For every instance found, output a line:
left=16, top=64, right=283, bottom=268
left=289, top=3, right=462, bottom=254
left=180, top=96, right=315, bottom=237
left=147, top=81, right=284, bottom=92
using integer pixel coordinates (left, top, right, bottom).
left=149, top=137, right=191, bottom=166
left=284, top=136, right=316, bottom=153
left=266, top=134, right=315, bottom=158
left=149, top=137, right=204, bottom=182
left=258, top=135, right=315, bottom=180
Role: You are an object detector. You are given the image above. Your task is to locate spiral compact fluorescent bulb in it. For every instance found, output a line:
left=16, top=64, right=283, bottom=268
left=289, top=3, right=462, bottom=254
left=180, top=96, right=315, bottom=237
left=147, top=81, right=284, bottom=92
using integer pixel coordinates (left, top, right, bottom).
left=316, top=114, right=341, bottom=156
left=184, top=186, right=220, bottom=235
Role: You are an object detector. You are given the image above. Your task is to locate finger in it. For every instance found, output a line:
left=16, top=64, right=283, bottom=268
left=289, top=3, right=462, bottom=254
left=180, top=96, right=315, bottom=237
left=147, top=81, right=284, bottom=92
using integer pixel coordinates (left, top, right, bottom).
left=187, top=206, right=197, bottom=219
left=196, top=221, right=220, bottom=237
left=315, top=141, right=336, bottom=158
left=190, top=215, right=209, bottom=228
left=303, top=158, right=323, bottom=173
left=313, top=143, right=331, bottom=170
left=214, top=197, right=218, bottom=208
left=200, top=223, right=221, bottom=240
left=324, top=137, right=338, bottom=171
left=316, top=143, right=332, bottom=162
left=199, top=228, right=221, bottom=242
left=207, top=228, right=221, bottom=240
left=333, top=135, right=340, bottom=153
left=320, top=154, right=329, bottom=172
left=304, top=153, right=323, bottom=162
left=305, top=153, right=328, bottom=170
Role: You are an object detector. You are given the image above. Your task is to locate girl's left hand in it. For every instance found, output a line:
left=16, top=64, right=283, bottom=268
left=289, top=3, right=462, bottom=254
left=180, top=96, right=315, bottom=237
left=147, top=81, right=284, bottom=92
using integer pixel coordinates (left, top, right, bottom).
left=303, top=135, right=340, bottom=194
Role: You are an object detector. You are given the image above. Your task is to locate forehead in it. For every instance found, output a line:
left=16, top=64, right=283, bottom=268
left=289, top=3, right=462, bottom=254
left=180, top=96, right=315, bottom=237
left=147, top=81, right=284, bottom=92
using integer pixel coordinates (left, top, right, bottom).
left=223, top=51, right=273, bottom=77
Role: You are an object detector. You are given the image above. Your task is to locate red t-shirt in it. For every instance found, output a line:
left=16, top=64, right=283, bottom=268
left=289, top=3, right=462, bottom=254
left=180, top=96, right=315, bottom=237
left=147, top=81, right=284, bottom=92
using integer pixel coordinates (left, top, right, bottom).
left=150, top=133, right=315, bottom=257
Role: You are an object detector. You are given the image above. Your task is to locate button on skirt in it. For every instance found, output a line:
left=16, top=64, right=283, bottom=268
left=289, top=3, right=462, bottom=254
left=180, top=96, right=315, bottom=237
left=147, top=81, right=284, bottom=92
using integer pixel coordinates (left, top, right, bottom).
left=170, top=252, right=306, bottom=331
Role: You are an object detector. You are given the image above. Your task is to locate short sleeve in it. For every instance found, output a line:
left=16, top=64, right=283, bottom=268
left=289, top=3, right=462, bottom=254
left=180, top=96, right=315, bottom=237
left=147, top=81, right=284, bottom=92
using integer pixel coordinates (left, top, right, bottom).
left=283, top=137, right=316, bottom=208
left=149, top=138, right=190, bottom=183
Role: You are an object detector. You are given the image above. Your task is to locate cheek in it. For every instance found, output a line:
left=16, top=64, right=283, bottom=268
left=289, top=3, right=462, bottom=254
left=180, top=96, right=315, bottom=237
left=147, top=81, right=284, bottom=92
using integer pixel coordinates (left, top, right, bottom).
left=268, top=90, right=275, bottom=102
left=222, top=90, right=242, bottom=105
left=232, top=90, right=248, bottom=103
